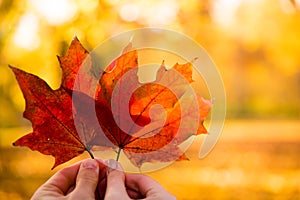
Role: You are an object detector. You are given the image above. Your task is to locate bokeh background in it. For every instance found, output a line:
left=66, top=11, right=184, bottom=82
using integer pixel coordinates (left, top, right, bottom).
left=0, top=0, right=299, bottom=199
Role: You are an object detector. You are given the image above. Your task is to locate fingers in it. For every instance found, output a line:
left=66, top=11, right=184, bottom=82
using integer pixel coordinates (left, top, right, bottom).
left=95, top=158, right=107, bottom=181
left=33, top=158, right=174, bottom=200
left=125, top=174, right=161, bottom=196
left=69, top=159, right=99, bottom=199
left=126, top=187, right=144, bottom=199
left=95, top=159, right=108, bottom=199
left=31, top=161, right=82, bottom=200
left=125, top=174, right=176, bottom=200
left=104, top=159, right=129, bottom=200
left=43, top=161, right=82, bottom=194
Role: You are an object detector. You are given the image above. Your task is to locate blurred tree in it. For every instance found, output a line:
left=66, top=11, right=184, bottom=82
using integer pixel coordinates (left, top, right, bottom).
left=0, top=0, right=299, bottom=128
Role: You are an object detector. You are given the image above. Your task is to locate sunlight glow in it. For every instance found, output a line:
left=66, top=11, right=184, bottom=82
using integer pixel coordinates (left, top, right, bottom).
left=13, top=13, right=40, bottom=50
left=76, top=0, right=99, bottom=13
left=118, top=0, right=179, bottom=26
left=280, top=0, right=296, bottom=14
left=119, top=3, right=140, bottom=22
left=211, top=0, right=242, bottom=26
left=140, top=0, right=179, bottom=26
left=31, top=0, right=77, bottom=25
left=295, top=0, right=300, bottom=8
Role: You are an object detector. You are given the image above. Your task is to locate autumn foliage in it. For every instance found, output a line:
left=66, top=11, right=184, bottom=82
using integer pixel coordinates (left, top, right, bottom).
left=10, top=37, right=211, bottom=169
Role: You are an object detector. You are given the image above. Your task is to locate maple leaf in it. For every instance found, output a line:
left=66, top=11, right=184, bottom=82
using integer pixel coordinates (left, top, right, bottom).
left=10, top=38, right=111, bottom=169
left=11, top=36, right=211, bottom=169
left=95, top=52, right=212, bottom=167
left=10, top=66, right=85, bottom=169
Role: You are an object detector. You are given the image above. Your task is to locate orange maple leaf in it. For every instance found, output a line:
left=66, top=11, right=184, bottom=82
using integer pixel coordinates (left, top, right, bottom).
left=11, top=37, right=212, bottom=169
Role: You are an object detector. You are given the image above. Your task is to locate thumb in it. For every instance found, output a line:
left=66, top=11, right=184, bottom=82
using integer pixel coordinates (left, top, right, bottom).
left=70, top=159, right=99, bottom=199
left=105, top=159, right=129, bottom=200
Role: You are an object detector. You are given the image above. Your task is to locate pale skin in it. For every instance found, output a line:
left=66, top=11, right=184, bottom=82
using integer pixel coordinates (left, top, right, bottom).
left=31, top=158, right=176, bottom=200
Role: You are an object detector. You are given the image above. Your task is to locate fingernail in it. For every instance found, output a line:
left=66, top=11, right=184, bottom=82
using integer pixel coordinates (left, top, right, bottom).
left=83, top=159, right=97, bottom=169
left=107, top=159, right=117, bottom=173
left=103, top=159, right=109, bottom=165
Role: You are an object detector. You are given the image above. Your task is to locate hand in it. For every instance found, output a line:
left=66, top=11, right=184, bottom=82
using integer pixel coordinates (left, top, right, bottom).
left=31, top=159, right=106, bottom=200
left=105, top=159, right=176, bottom=200
left=31, top=158, right=176, bottom=200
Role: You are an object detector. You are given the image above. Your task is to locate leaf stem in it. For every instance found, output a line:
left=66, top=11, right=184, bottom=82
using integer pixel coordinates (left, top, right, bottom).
left=116, top=147, right=122, bottom=161
left=86, top=147, right=95, bottom=159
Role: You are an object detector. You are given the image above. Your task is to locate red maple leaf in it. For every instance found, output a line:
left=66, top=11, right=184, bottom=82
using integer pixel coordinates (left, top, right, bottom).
left=11, top=37, right=211, bottom=169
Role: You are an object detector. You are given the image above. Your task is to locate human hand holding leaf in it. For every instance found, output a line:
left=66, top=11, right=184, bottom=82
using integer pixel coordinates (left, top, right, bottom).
left=10, top=37, right=211, bottom=169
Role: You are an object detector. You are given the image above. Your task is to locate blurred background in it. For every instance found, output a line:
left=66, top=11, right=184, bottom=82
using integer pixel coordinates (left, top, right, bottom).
left=0, top=0, right=299, bottom=199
